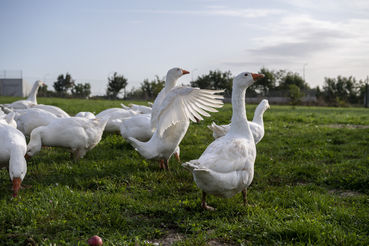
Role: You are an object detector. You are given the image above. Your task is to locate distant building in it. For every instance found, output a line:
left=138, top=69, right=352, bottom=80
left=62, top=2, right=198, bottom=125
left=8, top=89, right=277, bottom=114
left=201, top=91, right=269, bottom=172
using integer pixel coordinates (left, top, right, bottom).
left=0, top=70, right=31, bottom=97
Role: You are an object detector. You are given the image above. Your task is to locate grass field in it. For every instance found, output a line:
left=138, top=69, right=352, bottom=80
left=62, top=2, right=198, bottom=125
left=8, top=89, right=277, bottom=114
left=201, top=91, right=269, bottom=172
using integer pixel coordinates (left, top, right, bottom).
left=0, top=96, right=368, bottom=245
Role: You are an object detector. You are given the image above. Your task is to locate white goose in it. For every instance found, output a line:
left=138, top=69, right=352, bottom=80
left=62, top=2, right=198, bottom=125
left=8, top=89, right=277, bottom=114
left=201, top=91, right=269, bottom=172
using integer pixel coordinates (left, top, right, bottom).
left=75, top=111, right=96, bottom=119
left=120, top=68, right=190, bottom=162
left=2, top=80, right=44, bottom=109
left=129, top=85, right=224, bottom=169
left=0, top=120, right=27, bottom=197
left=27, top=117, right=108, bottom=160
left=182, top=72, right=264, bottom=210
left=96, top=108, right=139, bottom=132
left=120, top=113, right=152, bottom=141
left=121, top=103, right=152, bottom=114
left=0, top=111, right=17, bottom=129
left=208, top=99, right=270, bottom=143
left=121, top=68, right=188, bottom=140
left=31, top=104, right=70, bottom=118
left=14, top=108, right=57, bottom=136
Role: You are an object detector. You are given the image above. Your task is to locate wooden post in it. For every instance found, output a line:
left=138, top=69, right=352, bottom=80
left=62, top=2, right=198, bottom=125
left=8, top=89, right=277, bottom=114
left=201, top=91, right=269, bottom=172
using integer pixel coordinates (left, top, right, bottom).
left=365, top=83, right=369, bottom=108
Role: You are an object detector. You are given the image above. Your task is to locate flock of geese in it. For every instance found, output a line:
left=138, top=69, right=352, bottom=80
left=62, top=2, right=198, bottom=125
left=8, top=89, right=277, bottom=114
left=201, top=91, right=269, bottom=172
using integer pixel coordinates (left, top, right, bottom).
left=0, top=68, right=269, bottom=210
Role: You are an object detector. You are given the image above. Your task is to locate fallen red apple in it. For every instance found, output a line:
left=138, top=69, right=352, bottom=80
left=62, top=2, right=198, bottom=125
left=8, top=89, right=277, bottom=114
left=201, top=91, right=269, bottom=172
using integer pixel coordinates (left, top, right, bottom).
left=87, top=235, right=103, bottom=246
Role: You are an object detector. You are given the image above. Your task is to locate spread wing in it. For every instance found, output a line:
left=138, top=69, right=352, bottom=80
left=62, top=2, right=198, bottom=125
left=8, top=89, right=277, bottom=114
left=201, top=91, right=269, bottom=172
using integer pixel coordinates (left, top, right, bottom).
left=150, top=88, right=166, bottom=131
left=156, top=86, right=224, bottom=137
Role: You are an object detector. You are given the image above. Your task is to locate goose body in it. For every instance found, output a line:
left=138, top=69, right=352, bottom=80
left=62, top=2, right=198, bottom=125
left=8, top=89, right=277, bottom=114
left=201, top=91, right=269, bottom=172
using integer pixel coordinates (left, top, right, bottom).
left=31, top=104, right=70, bottom=118
left=208, top=99, right=270, bottom=144
left=27, top=117, right=108, bottom=160
left=0, top=122, right=27, bottom=197
left=2, top=80, right=44, bottom=109
left=96, top=108, right=139, bottom=132
left=121, top=103, right=152, bottom=114
left=14, top=108, right=57, bottom=136
left=120, top=113, right=152, bottom=141
left=182, top=72, right=264, bottom=210
left=75, top=111, right=96, bottom=119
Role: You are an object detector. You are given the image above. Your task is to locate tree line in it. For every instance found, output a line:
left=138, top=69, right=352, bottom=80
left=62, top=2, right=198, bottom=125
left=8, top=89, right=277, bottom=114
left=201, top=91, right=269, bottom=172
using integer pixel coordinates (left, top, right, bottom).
left=38, top=69, right=368, bottom=106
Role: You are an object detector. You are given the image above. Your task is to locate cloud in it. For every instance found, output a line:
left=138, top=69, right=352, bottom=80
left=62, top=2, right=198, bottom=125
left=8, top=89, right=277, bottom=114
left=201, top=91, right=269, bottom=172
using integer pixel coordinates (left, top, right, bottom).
left=220, top=12, right=369, bottom=85
left=126, top=6, right=284, bottom=19
left=249, top=41, right=331, bottom=58
left=243, top=14, right=366, bottom=62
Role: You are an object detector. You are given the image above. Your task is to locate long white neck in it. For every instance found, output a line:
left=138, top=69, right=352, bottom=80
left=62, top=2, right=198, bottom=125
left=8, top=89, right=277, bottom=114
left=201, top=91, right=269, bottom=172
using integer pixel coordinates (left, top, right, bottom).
left=9, top=147, right=27, bottom=181
left=27, top=82, right=41, bottom=104
left=27, top=127, right=43, bottom=156
left=252, top=105, right=266, bottom=126
left=164, top=76, right=179, bottom=93
left=228, top=84, right=252, bottom=138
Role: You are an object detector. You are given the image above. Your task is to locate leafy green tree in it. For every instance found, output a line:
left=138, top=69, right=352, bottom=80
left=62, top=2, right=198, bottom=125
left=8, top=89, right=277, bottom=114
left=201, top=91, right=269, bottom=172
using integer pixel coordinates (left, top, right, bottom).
left=37, top=84, right=55, bottom=97
left=288, top=84, right=303, bottom=105
left=249, top=67, right=276, bottom=95
left=53, top=73, right=75, bottom=96
left=71, top=83, right=91, bottom=98
left=191, top=70, right=233, bottom=97
left=106, top=72, right=128, bottom=99
left=278, top=72, right=309, bottom=90
left=322, top=76, right=362, bottom=104
left=140, top=76, right=165, bottom=99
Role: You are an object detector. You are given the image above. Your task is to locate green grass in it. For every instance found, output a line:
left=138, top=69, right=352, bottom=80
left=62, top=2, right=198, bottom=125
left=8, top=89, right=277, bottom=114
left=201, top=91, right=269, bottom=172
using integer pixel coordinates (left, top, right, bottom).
left=1, top=96, right=369, bottom=245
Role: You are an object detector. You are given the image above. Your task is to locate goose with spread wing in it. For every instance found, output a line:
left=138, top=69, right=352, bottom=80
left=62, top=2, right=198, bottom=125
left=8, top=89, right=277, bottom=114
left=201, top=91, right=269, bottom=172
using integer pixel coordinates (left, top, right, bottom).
left=129, top=84, right=224, bottom=170
left=208, top=99, right=270, bottom=143
left=182, top=72, right=264, bottom=210
left=121, top=68, right=190, bottom=162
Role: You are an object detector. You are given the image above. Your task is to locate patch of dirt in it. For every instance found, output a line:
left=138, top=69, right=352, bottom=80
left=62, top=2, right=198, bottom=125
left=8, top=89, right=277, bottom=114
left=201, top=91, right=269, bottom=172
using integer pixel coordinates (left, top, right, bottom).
left=328, top=189, right=363, bottom=197
left=147, top=231, right=234, bottom=246
left=325, top=124, right=369, bottom=129
left=148, top=230, right=184, bottom=246
left=207, top=239, right=235, bottom=245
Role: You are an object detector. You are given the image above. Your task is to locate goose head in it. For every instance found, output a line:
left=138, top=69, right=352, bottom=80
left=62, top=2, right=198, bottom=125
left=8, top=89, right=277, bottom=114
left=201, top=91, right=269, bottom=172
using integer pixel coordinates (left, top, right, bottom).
left=260, top=99, right=270, bottom=110
left=0, top=112, right=17, bottom=128
left=36, top=80, right=46, bottom=87
left=31, top=80, right=45, bottom=90
left=165, top=67, right=190, bottom=88
left=9, top=155, right=27, bottom=197
left=233, top=72, right=264, bottom=89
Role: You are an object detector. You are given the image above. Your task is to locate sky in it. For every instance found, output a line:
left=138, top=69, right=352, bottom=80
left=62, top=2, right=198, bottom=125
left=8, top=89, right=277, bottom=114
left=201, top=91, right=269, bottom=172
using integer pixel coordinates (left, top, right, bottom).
left=1, top=0, right=369, bottom=95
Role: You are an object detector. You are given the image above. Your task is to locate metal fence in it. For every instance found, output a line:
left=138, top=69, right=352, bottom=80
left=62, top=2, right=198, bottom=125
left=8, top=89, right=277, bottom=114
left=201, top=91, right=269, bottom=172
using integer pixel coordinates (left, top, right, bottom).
left=0, top=70, right=23, bottom=79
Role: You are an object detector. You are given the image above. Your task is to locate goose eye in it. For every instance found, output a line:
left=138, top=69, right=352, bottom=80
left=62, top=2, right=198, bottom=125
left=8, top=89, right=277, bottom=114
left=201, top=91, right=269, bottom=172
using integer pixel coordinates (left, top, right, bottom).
left=244, top=73, right=248, bottom=76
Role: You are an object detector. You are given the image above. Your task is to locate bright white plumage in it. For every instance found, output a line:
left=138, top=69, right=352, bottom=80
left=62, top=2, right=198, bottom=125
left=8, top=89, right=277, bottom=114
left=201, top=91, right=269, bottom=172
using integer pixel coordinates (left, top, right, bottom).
left=14, top=108, right=57, bottom=136
left=129, top=81, right=224, bottom=169
left=183, top=72, right=264, bottom=210
left=208, top=99, right=270, bottom=144
left=1, top=80, right=44, bottom=110
left=27, top=117, right=108, bottom=160
left=96, top=108, right=139, bottom=132
left=0, top=120, right=27, bottom=197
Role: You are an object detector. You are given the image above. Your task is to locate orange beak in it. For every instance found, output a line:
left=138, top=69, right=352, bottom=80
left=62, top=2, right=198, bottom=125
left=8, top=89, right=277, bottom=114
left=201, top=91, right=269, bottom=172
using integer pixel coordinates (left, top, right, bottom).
left=252, top=73, right=265, bottom=80
left=12, top=177, right=22, bottom=197
left=181, top=69, right=190, bottom=75
left=174, top=152, right=181, bottom=163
